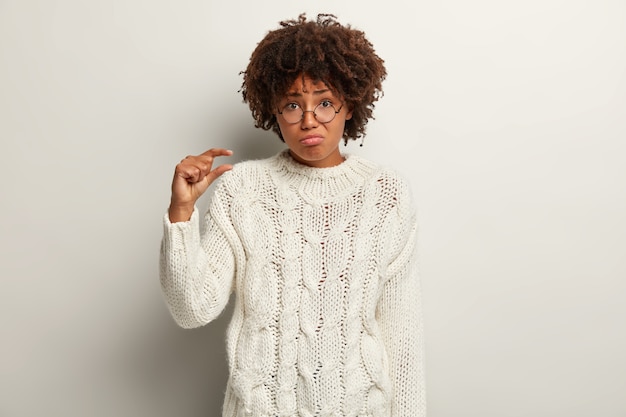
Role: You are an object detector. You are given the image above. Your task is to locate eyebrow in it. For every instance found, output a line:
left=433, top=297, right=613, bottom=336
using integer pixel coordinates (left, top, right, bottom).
left=285, top=89, right=331, bottom=98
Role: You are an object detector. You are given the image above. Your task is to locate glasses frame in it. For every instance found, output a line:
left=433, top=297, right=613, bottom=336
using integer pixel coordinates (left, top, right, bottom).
left=277, top=101, right=344, bottom=124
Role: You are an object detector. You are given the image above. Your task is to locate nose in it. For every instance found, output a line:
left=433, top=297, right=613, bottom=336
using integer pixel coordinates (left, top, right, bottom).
left=301, top=110, right=318, bottom=129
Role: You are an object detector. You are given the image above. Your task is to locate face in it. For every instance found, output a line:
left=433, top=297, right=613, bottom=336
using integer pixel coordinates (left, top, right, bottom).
left=275, top=76, right=353, bottom=168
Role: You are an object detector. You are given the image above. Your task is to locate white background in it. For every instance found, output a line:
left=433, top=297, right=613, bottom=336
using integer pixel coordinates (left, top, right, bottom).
left=1, top=1, right=625, bottom=416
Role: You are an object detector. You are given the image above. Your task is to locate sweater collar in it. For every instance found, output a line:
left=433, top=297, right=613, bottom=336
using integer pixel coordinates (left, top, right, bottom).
left=269, top=149, right=377, bottom=201
left=275, top=149, right=373, bottom=177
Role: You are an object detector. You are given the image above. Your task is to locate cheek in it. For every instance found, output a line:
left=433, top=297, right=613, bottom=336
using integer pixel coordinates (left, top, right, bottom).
left=276, top=121, right=298, bottom=141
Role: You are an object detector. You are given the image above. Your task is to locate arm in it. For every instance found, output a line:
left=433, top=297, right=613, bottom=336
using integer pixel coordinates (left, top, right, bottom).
left=159, top=196, right=237, bottom=329
left=376, top=183, right=426, bottom=416
left=159, top=149, right=237, bottom=329
left=159, top=182, right=238, bottom=329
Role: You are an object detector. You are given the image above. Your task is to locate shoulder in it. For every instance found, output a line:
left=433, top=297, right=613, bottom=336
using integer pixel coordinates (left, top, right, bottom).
left=229, top=153, right=277, bottom=177
left=354, top=156, right=413, bottom=205
left=376, top=166, right=412, bottom=196
left=214, top=153, right=280, bottom=191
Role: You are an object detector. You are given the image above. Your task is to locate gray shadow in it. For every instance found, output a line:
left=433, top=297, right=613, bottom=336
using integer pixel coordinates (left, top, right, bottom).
left=126, top=295, right=235, bottom=417
left=228, top=124, right=286, bottom=164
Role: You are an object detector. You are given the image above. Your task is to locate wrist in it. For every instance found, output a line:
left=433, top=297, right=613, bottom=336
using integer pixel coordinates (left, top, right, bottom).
left=168, top=202, right=194, bottom=223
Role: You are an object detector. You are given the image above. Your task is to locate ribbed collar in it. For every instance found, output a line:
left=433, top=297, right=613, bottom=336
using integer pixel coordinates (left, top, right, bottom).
left=267, top=150, right=378, bottom=202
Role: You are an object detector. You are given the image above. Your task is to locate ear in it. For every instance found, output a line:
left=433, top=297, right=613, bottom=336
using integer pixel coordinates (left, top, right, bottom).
left=345, top=105, right=353, bottom=121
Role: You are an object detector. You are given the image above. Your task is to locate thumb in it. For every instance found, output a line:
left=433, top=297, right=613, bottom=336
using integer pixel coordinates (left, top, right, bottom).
left=204, top=164, right=233, bottom=186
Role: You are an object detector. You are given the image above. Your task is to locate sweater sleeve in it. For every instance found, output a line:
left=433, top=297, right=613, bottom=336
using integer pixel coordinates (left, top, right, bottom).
left=376, top=180, right=426, bottom=417
left=159, top=177, right=239, bottom=329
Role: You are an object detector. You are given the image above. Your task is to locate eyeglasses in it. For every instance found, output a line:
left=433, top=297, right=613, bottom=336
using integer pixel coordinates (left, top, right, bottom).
left=277, top=100, right=343, bottom=124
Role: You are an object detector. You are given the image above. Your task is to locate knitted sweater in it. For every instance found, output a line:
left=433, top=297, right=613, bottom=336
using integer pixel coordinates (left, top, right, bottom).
left=160, top=150, right=425, bottom=417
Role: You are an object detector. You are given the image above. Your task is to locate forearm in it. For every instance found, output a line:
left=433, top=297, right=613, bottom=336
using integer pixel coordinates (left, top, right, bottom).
left=379, top=259, right=426, bottom=416
left=159, top=208, right=235, bottom=328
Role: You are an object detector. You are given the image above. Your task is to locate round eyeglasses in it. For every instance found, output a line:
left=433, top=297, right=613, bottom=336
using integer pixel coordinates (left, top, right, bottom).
left=278, top=100, right=343, bottom=124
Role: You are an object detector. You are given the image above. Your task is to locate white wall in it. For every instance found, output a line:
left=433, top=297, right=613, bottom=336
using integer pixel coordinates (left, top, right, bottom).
left=1, top=1, right=625, bottom=416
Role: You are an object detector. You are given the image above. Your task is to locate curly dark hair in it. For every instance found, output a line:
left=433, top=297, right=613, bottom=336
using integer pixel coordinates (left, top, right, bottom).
left=240, top=13, right=387, bottom=144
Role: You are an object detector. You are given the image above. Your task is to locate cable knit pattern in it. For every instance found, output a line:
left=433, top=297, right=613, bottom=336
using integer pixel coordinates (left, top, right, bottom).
left=160, top=150, right=425, bottom=417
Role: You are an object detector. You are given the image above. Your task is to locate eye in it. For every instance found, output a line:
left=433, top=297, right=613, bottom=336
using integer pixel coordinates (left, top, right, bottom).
left=319, top=99, right=333, bottom=108
left=283, top=102, right=300, bottom=112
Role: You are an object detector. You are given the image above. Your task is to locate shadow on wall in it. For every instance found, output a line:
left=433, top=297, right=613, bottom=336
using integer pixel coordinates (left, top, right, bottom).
left=127, top=297, right=235, bottom=417
left=225, top=125, right=287, bottom=164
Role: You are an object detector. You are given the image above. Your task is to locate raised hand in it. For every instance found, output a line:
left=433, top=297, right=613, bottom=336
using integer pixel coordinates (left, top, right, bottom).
left=168, top=148, right=233, bottom=222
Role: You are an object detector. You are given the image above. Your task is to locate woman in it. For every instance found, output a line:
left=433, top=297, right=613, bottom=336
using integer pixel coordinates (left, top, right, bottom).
left=160, top=13, right=426, bottom=417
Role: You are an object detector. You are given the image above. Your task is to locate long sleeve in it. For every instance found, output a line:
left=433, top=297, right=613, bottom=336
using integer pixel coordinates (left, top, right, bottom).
left=376, top=182, right=426, bottom=417
left=159, top=177, right=239, bottom=329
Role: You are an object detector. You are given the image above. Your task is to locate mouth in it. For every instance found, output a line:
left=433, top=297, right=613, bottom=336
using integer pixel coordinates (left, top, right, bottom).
left=300, top=134, right=324, bottom=146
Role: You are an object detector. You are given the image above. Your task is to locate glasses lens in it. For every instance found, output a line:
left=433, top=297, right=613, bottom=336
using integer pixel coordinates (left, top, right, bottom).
left=314, top=102, right=337, bottom=123
left=281, top=104, right=303, bottom=123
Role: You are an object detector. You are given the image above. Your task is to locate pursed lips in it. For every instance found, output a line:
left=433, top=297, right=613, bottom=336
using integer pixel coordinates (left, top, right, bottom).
left=300, top=134, right=324, bottom=146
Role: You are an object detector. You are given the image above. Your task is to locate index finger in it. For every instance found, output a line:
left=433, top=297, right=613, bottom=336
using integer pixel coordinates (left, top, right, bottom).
left=200, top=148, right=234, bottom=158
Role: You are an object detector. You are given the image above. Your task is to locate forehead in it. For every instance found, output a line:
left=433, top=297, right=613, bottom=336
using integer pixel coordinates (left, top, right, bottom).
left=284, top=76, right=333, bottom=96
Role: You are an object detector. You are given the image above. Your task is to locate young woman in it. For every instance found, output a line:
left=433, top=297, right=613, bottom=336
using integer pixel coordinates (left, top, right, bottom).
left=160, top=13, right=426, bottom=417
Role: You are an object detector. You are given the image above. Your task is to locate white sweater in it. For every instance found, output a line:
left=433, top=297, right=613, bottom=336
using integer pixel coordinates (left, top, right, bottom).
left=160, top=150, right=425, bottom=417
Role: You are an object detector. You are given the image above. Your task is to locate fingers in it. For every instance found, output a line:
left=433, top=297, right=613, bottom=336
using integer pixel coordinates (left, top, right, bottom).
left=175, top=148, right=233, bottom=184
left=169, top=149, right=233, bottom=217
left=200, top=148, right=233, bottom=158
